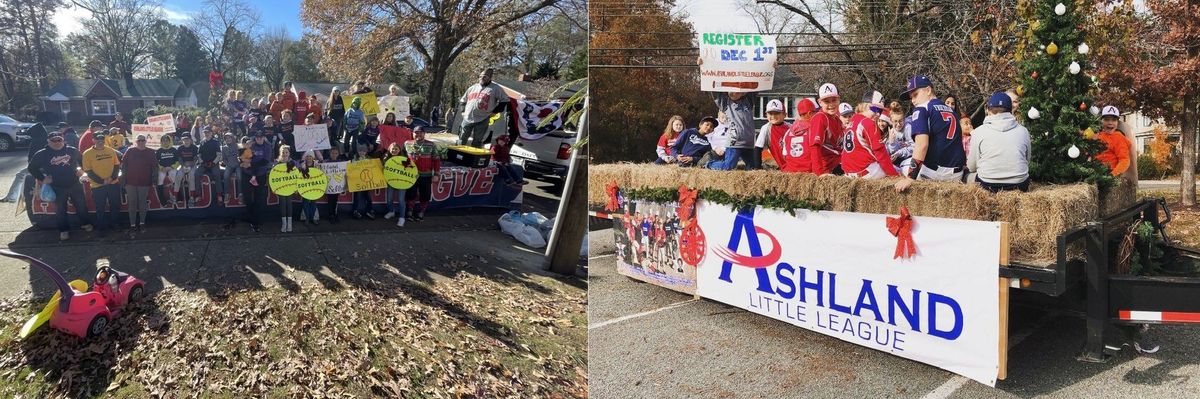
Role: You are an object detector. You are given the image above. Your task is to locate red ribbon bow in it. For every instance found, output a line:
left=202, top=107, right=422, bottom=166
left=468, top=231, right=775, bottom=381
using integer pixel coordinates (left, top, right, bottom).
left=676, top=185, right=698, bottom=224
left=886, top=207, right=917, bottom=259
left=604, top=181, right=621, bottom=212
left=208, top=71, right=223, bottom=89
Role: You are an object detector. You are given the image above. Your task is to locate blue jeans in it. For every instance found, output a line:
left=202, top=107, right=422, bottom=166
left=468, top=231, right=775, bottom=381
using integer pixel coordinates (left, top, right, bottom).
left=352, top=191, right=372, bottom=214
left=496, top=163, right=524, bottom=183
left=91, top=184, right=121, bottom=230
left=302, top=199, right=316, bottom=220
left=385, top=187, right=406, bottom=215
left=52, top=184, right=93, bottom=232
left=707, top=147, right=751, bottom=170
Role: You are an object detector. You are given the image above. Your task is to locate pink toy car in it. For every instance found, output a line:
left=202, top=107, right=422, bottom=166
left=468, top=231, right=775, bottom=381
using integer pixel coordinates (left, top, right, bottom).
left=3, top=250, right=145, bottom=339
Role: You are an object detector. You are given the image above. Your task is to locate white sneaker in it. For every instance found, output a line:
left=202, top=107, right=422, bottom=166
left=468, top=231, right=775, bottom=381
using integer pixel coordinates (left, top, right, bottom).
left=59, top=232, right=69, bottom=241
left=385, top=211, right=395, bottom=220
left=313, top=211, right=319, bottom=221
left=396, top=218, right=405, bottom=227
left=300, top=212, right=307, bottom=221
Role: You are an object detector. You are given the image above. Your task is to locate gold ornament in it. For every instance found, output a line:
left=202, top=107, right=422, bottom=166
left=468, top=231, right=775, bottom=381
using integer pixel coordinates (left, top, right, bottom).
left=1083, top=127, right=1095, bottom=139
left=1016, top=86, right=1025, bottom=96
left=1047, top=42, right=1059, bottom=55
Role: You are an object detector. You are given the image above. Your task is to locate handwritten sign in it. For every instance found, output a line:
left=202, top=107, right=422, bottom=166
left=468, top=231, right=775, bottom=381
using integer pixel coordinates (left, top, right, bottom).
left=297, top=167, right=329, bottom=200
left=343, top=91, right=380, bottom=120
left=347, top=158, right=386, bottom=192
left=318, top=161, right=348, bottom=194
left=293, top=124, right=330, bottom=152
left=698, top=32, right=777, bottom=92
left=146, top=114, right=176, bottom=129
left=131, top=124, right=173, bottom=149
left=377, top=95, right=411, bottom=119
left=384, top=156, right=418, bottom=189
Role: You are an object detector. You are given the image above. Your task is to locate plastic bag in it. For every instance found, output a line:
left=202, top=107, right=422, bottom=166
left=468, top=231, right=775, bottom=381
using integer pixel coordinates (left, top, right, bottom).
left=513, top=225, right=547, bottom=248
left=39, top=184, right=55, bottom=202
left=519, top=211, right=548, bottom=227
left=498, top=211, right=524, bottom=235
left=539, top=217, right=555, bottom=240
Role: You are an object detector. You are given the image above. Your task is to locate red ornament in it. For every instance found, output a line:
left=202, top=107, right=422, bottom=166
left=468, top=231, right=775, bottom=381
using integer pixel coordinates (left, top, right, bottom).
left=1079, top=102, right=1087, bottom=110
left=604, top=181, right=621, bottom=212
left=886, top=207, right=918, bottom=259
left=679, top=223, right=707, bottom=266
left=1031, top=71, right=1039, bottom=79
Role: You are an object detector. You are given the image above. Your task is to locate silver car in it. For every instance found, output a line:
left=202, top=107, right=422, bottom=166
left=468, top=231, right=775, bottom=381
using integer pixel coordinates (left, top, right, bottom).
left=0, top=114, right=34, bottom=151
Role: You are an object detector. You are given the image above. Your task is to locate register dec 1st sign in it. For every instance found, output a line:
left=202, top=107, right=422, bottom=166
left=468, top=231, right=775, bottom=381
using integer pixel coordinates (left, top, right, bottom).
left=698, top=32, right=778, bottom=92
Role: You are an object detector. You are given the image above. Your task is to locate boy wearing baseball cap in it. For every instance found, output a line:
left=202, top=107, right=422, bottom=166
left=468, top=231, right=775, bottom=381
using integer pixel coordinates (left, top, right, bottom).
left=841, top=91, right=899, bottom=179
left=1095, top=106, right=1131, bottom=176
left=967, top=92, right=1031, bottom=192
left=779, top=98, right=819, bottom=173
left=895, top=75, right=967, bottom=192
left=804, top=83, right=846, bottom=175
left=755, top=99, right=790, bottom=168
left=839, top=102, right=854, bottom=126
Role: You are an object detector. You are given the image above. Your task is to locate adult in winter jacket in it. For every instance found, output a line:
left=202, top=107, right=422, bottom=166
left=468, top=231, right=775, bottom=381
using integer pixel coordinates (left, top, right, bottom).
left=967, top=92, right=1031, bottom=192
left=122, top=135, right=156, bottom=231
left=30, top=131, right=94, bottom=240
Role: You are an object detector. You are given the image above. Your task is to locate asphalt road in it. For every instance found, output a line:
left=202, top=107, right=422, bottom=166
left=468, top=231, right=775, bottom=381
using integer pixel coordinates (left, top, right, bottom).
left=587, top=231, right=1200, bottom=399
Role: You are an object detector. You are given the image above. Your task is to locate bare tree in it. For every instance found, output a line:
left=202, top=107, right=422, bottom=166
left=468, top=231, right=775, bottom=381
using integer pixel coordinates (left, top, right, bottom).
left=69, top=0, right=162, bottom=80
left=190, top=0, right=259, bottom=77
left=252, top=26, right=289, bottom=93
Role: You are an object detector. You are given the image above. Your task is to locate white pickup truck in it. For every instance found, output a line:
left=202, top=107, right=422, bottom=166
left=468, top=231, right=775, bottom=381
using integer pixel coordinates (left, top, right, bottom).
left=452, top=102, right=578, bottom=189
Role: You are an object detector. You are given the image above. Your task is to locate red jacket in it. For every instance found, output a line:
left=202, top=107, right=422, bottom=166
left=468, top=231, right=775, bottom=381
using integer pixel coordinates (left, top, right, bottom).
left=840, top=114, right=898, bottom=176
left=806, top=112, right=844, bottom=175
left=493, top=134, right=515, bottom=164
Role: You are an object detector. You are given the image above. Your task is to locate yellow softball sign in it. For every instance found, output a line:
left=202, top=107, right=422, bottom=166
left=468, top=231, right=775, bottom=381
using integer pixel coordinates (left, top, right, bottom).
left=296, top=168, right=329, bottom=200
left=268, top=163, right=300, bottom=196
left=347, top=158, right=387, bottom=193
left=384, top=156, right=418, bottom=189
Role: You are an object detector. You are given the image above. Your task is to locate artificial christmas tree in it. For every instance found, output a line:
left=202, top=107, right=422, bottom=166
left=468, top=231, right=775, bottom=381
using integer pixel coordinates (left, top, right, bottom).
left=1016, top=1, right=1115, bottom=190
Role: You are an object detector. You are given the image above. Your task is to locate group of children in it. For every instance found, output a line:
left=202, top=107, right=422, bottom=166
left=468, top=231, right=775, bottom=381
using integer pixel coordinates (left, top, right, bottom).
left=654, top=75, right=1133, bottom=194
left=617, top=210, right=683, bottom=276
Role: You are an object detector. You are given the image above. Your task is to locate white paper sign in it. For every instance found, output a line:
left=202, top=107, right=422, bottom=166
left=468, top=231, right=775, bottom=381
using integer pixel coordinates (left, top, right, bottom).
left=377, top=95, right=411, bottom=119
left=294, top=124, right=330, bottom=152
left=146, top=114, right=176, bottom=129
left=698, top=32, right=777, bottom=92
left=318, top=161, right=347, bottom=194
left=131, top=124, right=173, bottom=149
left=695, top=203, right=1001, bottom=386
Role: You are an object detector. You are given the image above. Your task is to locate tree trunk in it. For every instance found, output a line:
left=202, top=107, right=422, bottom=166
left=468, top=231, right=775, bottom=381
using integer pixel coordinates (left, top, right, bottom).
left=1182, top=96, right=1197, bottom=207
left=426, top=61, right=448, bottom=122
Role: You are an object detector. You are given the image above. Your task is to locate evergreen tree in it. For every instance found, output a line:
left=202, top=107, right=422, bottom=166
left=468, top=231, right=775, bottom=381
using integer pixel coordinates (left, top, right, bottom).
left=1016, top=1, right=1114, bottom=190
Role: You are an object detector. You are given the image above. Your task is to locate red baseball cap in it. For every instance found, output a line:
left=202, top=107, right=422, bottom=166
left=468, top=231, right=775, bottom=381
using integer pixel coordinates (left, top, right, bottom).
left=796, top=98, right=817, bottom=115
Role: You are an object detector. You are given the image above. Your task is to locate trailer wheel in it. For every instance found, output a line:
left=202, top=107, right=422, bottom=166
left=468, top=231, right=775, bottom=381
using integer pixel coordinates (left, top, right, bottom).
left=87, top=314, right=108, bottom=338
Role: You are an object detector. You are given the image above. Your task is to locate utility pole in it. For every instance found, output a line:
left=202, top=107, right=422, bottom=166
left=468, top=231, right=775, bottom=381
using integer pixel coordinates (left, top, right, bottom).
left=544, top=96, right=589, bottom=275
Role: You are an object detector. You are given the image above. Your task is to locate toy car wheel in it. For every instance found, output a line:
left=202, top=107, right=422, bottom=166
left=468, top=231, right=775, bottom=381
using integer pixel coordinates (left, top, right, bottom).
left=129, top=286, right=144, bottom=303
left=87, top=314, right=108, bottom=338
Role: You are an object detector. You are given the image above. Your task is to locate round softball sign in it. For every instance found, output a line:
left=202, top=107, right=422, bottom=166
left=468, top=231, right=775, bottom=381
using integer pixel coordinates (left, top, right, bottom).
left=383, top=156, right=418, bottom=190
left=679, top=223, right=707, bottom=266
left=268, top=163, right=300, bottom=196
left=296, top=168, right=329, bottom=200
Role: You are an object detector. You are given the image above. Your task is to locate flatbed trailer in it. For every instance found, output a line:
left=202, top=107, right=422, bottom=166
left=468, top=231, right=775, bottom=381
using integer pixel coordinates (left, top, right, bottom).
left=1000, top=199, right=1200, bottom=361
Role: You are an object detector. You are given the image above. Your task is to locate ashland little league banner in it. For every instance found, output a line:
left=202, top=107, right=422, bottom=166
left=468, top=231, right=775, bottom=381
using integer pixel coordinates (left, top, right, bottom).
left=694, top=203, right=1002, bottom=386
left=698, top=32, right=778, bottom=92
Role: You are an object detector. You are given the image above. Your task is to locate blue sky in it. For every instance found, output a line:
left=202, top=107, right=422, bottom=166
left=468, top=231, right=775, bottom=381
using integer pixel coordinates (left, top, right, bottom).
left=56, top=0, right=304, bottom=38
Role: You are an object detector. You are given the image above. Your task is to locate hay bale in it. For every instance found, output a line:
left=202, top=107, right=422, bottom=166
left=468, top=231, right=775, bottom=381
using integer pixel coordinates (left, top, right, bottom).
left=588, top=163, right=635, bottom=206
left=1100, top=177, right=1137, bottom=217
left=852, top=178, right=996, bottom=220
left=995, top=184, right=1097, bottom=266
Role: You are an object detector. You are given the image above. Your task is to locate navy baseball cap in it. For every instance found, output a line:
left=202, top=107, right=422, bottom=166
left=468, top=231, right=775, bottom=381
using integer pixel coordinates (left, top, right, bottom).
left=700, top=116, right=719, bottom=127
left=987, top=92, right=1012, bottom=112
left=902, top=75, right=932, bottom=96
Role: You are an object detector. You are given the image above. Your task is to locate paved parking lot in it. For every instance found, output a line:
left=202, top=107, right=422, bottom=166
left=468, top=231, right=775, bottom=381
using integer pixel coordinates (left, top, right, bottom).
left=587, top=229, right=1200, bottom=399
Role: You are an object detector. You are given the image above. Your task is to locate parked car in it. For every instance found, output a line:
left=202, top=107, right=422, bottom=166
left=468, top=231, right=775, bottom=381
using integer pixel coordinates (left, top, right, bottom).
left=409, top=117, right=446, bottom=133
left=0, top=114, right=34, bottom=151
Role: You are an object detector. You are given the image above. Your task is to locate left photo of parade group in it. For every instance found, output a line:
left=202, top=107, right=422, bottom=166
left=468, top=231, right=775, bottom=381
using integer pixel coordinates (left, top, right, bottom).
left=0, top=0, right=588, bottom=397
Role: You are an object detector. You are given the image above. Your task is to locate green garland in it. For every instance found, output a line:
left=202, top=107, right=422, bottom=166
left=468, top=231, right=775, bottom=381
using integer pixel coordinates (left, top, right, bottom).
left=622, top=186, right=830, bottom=216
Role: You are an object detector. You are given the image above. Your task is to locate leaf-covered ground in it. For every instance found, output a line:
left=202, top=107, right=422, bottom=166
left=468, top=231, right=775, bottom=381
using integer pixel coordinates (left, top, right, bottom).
left=0, top=264, right=587, bottom=398
left=1139, top=189, right=1200, bottom=249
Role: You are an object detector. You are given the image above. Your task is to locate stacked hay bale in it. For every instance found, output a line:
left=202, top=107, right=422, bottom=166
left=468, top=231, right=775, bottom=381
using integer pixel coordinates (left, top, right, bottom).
left=589, top=163, right=1136, bottom=267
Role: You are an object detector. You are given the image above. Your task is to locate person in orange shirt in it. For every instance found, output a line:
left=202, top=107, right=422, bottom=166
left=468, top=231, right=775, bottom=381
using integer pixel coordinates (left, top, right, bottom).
left=1095, top=105, right=1131, bottom=176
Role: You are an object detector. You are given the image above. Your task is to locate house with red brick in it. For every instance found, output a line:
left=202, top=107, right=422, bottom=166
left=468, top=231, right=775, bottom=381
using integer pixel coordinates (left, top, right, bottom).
left=40, top=78, right=197, bottom=125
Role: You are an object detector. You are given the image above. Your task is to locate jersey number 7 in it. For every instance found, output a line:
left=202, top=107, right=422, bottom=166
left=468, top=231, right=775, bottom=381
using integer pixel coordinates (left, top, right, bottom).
left=941, top=112, right=958, bottom=140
